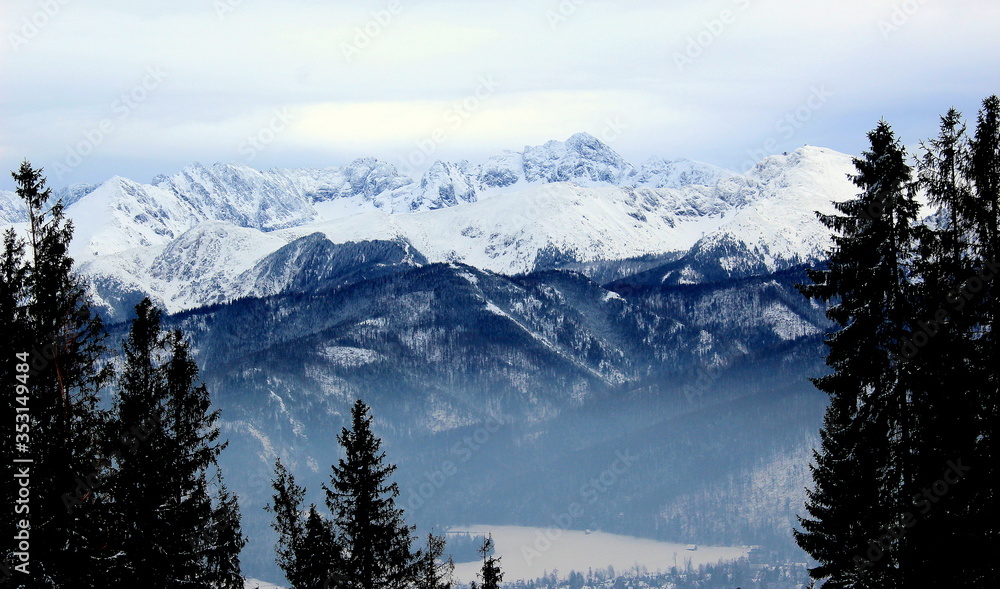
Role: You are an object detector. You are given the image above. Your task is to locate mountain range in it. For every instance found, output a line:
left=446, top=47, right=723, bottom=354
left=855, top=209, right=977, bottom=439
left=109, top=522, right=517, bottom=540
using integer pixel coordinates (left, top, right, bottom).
left=2, top=133, right=856, bottom=582
left=4, top=133, right=853, bottom=319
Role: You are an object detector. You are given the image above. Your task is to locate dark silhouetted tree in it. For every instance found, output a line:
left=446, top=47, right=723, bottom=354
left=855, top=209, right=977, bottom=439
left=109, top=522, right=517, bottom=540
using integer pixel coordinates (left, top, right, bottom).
left=325, top=399, right=418, bottom=589
left=5, top=161, right=111, bottom=587
left=796, top=121, right=919, bottom=589
left=267, top=458, right=307, bottom=586
left=415, top=533, right=453, bottom=589
left=469, top=536, right=502, bottom=589
left=106, top=298, right=241, bottom=586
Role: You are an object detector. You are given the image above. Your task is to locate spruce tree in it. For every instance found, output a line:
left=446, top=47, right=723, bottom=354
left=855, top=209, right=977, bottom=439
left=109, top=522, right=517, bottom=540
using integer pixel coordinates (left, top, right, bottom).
left=205, top=482, right=248, bottom=589
left=795, top=121, right=919, bottom=589
left=469, top=536, right=502, bottom=589
left=1, top=227, right=30, bottom=583
left=267, top=458, right=307, bottom=587
left=297, top=505, right=343, bottom=589
left=969, top=96, right=1000, bottom=266
left=908, top=107, right=983, bottom=588
left=793, top=399, right=874, bottom=587
left=325, top=399, right=418, bottom=589
left=107, top=298, right=240, bottom=586
left=7, top=161, right=111, bottom=587
left=965, top=95, right=999, bottom=589
left=415, top=533, right=454, bottom=589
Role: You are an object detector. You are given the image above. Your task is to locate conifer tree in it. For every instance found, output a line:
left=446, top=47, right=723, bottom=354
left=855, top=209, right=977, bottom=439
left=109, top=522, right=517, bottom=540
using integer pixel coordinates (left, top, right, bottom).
left=907, top=107, right=983, bottom=588
left=6, top=161, right=111, bottom=587
left=969, top=96, right=1000, bottom=266
left=0, top=229, right=31, bottom=580
left=793, top=399, right=874, bottom=587
left=469, top=536, right=502, bottom=589
left=964, top=95, right=999, bottom=589
left=415, top=533, right=454, bottom=589
left=297, top=505, right=343, bottom=589
left=1, top=227, right=30, bottom=583
left=107, top=298, right=240, bottom=586
left=919, top=108, right=974, bottom=270
left=205, top=482, right=248, bottom=589
left=267, top=458, right=307, bottom=586
left=325, top=399, right=418, bottom=589
left=795, top=121, right=919, bottom=589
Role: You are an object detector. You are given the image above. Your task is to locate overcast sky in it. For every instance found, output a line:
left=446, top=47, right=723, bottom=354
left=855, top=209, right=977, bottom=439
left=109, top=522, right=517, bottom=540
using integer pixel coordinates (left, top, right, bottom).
left=1, top=0, right=997, bottom=189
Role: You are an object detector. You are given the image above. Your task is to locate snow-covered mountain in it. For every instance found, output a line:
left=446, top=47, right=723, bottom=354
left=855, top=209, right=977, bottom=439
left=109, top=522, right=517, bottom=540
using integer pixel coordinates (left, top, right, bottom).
left=156, top=261, right=829, bottom=580
left=0, top=189, right=25, bottom=224
left=0, top=134, right=865, bottom=583
left=619, top=147, right=855, bottom=285
left=31, top=135, right=856, bottom=318
left=56, top=132, right=737, bottom=258
left=0, top=184, right=98, bottom=225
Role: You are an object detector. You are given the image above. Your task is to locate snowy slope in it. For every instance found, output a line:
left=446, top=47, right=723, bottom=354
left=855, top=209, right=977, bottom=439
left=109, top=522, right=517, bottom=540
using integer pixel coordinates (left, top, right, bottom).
left=0, top=190, right=26, bottom=224
left=54, top=133, right=734, bottom=260
left=78, top=222, right=288, bottom=317
left=66, top=177, right=206, bottom=258
left=702, top=147, right=855, bottom=270
left=619, top=147, right=856, bottom=285
left=0, top=184, right=97, bottom=225
left=2, top=135, right=857, bottom=316
left=281, top=182, right=730, bottom=276
left=244, top=580, right=285, bottom=589
left=520, top=132, right=634, bottom=184
left=63, top=161, right=404, bottom=259
left=451, top=525, right=749, bottom=583
left=633, top=155, right=738, bottom=189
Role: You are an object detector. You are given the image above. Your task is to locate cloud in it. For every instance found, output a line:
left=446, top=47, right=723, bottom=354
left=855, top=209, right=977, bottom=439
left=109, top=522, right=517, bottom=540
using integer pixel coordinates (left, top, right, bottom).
left=1, top=0, right=998, bottom=186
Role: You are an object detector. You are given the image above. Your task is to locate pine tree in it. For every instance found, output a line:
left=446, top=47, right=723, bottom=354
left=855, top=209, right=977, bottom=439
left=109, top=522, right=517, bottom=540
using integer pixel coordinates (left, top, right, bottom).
left=469, top=536, right=502, bottom=589
left=969, top=96, right=1000, bottom=266
left=795, top=121, right=919, bottom=589
left=106, top=298, right=240, bottom=586
left=267, top=458, right=307, bottom=587
left=205, top=482, right=248, bottom=589
left=907, top=107, right=985, bottom=588
left=1, top=227, right=30, bottom=584
left=415, top=533, right=454, bottom=589
left=325, top=399, right=418, bottom=589
left=7, top=161, right=111, bottom=587
left=161, top=325, right=231, bottom=584
left=297, top=505, right=343, bottom=589
left=793, top=400, right=873, bottom=588
left=964, top=94, right=1000, bottom=589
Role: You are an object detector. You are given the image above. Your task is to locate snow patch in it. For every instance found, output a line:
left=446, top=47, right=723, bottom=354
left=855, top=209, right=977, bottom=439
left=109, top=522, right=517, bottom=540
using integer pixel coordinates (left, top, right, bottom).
left=451, top=525, right=749, bottom=583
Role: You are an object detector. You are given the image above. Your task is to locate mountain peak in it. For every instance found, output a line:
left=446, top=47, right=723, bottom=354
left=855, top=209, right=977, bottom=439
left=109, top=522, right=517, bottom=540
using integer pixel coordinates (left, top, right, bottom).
left=521, top=132, right=633, bottom=185
left=564, top=131, right=608, bottom=150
